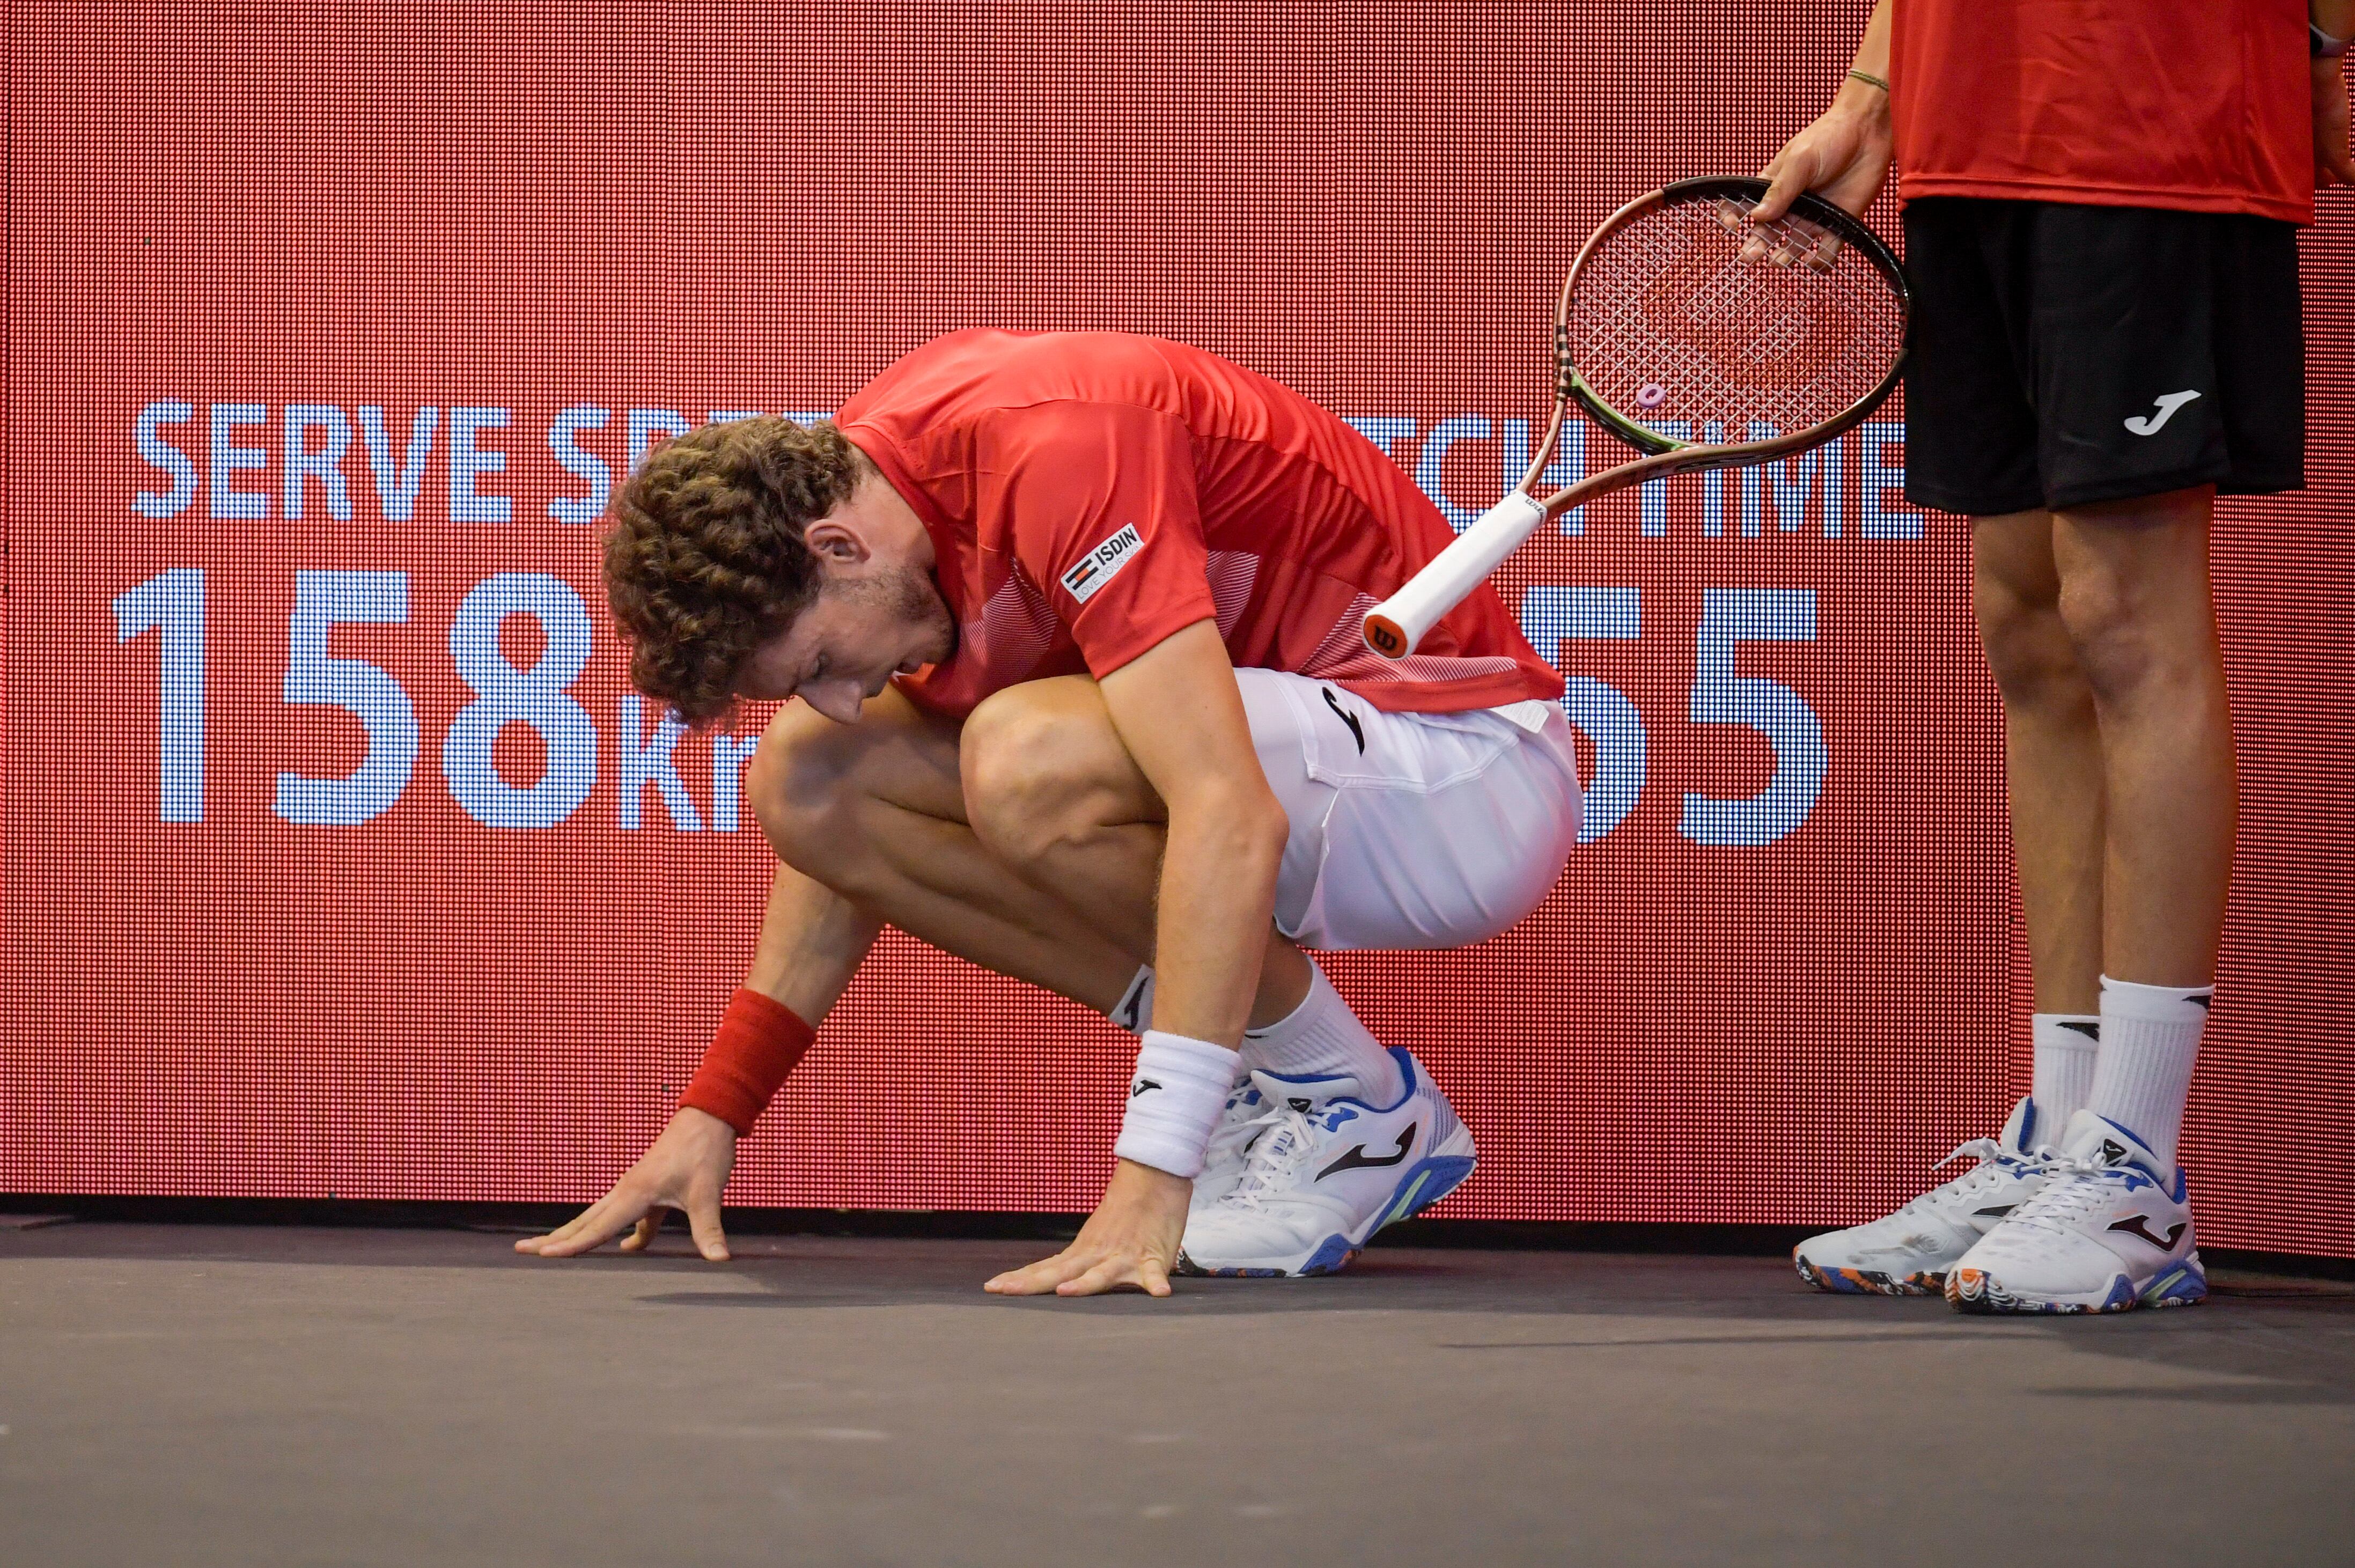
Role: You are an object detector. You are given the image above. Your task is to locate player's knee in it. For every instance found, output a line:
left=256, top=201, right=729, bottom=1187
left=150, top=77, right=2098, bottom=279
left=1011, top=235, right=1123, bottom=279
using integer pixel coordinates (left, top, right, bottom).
left=960, top=692, right=1118, bottom=864
left=2055, top=567, right=2167, bottom=706
left=745, top=708, right=866, bottom=872
left=1973, top=572, right=2082, bottom=707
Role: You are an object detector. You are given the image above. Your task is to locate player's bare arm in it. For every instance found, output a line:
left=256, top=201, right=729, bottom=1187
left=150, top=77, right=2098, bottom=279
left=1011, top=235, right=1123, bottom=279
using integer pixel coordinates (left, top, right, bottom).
left=2320, top=1, right=2355, bottom=187
left=1750, top=0, right=1894, bottom=230
left=981, top=620, right=1290, bottom=1297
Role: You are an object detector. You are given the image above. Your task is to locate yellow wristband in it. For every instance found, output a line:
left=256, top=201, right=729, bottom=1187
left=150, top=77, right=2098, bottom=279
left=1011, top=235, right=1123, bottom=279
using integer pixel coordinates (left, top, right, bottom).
left=1847, top=68, right=1890, bottom=92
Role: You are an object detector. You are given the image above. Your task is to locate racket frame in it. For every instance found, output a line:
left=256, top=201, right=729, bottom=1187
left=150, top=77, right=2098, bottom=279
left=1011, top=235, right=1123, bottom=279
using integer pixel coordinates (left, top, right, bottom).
left=1363, top=177, right=1912, bottom=660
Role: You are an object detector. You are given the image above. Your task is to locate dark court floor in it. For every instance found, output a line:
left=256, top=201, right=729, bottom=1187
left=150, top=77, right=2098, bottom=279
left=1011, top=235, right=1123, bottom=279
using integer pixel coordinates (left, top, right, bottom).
left=2, top=1224, right=2350, bottom=1567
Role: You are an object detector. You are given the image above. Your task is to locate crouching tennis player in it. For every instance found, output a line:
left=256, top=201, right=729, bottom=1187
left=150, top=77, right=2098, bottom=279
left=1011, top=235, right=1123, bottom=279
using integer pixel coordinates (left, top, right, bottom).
left=517, top=328, right=1580, bottom=1294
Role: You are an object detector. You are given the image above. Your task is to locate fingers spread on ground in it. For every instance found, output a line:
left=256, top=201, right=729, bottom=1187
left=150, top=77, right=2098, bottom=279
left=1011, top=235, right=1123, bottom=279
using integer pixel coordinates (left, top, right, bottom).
left=985, top=1249, right=1087, bottom=1294
left=533, top=1196, right=641, bottom=1258
left=686, top=1200, right=731, bottom=1262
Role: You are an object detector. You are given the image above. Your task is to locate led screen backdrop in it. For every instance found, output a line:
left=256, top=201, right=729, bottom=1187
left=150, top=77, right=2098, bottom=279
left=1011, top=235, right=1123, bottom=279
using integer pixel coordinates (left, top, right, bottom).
left=5, top=0, right=2350, bottom=1256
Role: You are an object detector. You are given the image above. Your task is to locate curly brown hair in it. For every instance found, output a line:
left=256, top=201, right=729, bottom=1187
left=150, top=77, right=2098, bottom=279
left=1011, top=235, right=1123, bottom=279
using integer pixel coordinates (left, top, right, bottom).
left=601, top=416, right=872, bottom=727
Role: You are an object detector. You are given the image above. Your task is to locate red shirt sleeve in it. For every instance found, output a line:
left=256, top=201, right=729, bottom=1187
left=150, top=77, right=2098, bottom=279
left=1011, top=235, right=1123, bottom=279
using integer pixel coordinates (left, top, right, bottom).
left=977, top=401, right=1216, bottom=679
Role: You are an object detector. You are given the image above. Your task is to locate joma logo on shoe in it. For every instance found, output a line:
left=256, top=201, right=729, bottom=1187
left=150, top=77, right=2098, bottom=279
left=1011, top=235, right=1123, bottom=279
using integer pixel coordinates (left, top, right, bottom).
left=2106, top=1215, right=2188, bottom=1250
left=1318, top=1124, right=1416, bottom=1179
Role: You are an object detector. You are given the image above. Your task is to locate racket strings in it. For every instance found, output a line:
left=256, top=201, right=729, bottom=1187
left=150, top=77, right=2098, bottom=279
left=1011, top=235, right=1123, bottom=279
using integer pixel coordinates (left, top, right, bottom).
left=1566, top=201, right=1904, bottom=440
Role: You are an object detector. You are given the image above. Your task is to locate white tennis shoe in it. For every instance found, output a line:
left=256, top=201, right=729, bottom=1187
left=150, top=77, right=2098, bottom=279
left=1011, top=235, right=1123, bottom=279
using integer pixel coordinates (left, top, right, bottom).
left=1189, top=1074, right=1269, bottom=1214
left=1945, top=1110, right=2206, bottom=1314
left=1792, top=1096, right=2055, bottom=1296
left=1175, top=1048, right=1476, bottom=1278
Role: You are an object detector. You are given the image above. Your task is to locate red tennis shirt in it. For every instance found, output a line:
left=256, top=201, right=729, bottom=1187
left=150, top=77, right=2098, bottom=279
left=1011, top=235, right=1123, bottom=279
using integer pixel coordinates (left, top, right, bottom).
left=833, top=329, right=1564, bottom=720
left=1892, top=0, right=2314, bottom=223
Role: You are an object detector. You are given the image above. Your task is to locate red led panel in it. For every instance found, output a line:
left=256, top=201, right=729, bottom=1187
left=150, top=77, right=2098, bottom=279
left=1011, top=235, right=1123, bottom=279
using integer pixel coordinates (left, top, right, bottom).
left=5, top=0, right=2349, bottom=1256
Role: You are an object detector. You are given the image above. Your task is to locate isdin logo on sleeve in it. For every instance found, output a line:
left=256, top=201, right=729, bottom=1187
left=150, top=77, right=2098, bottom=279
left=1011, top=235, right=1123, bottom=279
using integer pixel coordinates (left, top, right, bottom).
left=1059, top=523, right=1144, bottom=605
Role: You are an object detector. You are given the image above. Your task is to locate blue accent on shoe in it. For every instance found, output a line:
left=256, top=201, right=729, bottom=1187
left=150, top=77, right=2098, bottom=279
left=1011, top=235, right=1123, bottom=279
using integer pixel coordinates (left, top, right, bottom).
left=2142, top=1254, right=2208, bottom=1307
left=1379, top=1152, right=1476, bottom=1228
left=1299, top=1234, right=1358, bottom=1275
left=2099, top=1275, right=2138, bottom=1311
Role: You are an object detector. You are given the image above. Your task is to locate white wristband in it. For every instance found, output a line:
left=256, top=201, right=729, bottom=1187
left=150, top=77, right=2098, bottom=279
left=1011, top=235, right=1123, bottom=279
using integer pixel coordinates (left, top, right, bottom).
left=1113, top=1030, right=1240, bottom=1180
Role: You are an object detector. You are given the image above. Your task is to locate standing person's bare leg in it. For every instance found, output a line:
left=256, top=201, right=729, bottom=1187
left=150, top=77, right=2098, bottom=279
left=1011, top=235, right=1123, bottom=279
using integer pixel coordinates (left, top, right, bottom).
left=1972, top=507, right=2107, bottom=1131
left=1941, top=485, right=2227, bottom=1313
left=2051, top=484, right=2232, bottom=1167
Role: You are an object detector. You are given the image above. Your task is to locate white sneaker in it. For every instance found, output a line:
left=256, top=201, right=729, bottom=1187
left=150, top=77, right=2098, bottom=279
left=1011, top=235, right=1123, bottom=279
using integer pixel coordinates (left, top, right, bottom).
left=1792, top=1096, right=2055, bottom=1296
left=1946, top=1110, right=2206, bottom=1314
left=1175, top=1048, right=1476, bottom=1278
left=1189, top=1074, right=1269, bottom=1215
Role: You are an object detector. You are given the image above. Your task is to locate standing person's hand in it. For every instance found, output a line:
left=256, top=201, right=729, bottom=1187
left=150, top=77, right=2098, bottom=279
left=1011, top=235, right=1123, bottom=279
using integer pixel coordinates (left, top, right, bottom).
left=1751, top=75, right=1898, bottom=227
left=514, top=1106, right=739, bottom=1262
left=2317, top=55, right=2355, bottom=187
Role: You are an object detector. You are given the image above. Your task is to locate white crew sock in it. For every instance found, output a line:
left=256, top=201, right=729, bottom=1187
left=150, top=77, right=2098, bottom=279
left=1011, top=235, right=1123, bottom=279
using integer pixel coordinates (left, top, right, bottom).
left=2029, top=1013, right=2100, bottom=1142
left=1108, top=966, right=1155, bottom=1035
left=1240, top=962, right=1405, bottom=1105
left=2086, top=976, right=2211, bottom=1167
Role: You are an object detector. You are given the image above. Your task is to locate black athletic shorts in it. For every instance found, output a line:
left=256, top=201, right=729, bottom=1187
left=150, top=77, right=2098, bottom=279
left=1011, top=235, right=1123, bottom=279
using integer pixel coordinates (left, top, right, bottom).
left=1900, top=197, right=2305, bottom=516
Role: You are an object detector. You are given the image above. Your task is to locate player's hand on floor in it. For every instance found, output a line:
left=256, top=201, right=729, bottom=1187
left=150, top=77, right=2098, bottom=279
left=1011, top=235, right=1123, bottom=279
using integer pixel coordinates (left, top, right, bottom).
left=984, top=1158, right=1190, bottom=1298
left=514, top=1106, right=739, bottom=1262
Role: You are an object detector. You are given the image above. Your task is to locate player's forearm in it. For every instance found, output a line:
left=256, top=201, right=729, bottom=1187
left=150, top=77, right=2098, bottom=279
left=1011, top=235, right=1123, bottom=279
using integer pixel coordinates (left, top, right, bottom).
left=1146, top=791, right=1288, bottom=1046
left=2320, top=0, right=2355, bottom=43
left=675, top=864, right=879, bottom=1136
left=1827, top=0, right=1894, bottom=116
left=743, top=861, right=884, bottom=1024
left=1850, top=0, right=1893, bottom=79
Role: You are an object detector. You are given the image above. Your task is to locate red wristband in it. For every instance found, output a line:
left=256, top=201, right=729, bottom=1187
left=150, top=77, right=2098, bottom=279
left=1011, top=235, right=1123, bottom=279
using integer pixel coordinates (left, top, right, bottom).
left=680, top=988, right=816, bottom=1135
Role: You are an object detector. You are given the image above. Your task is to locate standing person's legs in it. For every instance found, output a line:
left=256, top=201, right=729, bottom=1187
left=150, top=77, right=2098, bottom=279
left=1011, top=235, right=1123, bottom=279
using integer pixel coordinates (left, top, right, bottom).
left=2050, top=485, right=2232, bottom=1166
left=1971, top=507, right=2107, bottom=1132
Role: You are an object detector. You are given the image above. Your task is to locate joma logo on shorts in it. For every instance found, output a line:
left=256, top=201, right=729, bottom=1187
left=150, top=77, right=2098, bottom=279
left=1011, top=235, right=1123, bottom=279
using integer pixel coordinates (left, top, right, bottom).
left=1061, top=524, right=1144, bottom=604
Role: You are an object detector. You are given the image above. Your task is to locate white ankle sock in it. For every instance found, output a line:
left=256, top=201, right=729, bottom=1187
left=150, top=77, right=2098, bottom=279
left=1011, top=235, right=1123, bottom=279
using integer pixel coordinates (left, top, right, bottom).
left=1241, top=963, right=1405, bottom=1104
left=2087, top=976, right=2211, bottom=1167
left=2029, top=1013, right=2100, bottom=1141
left=1108, top=966, right=1154, bottom=1035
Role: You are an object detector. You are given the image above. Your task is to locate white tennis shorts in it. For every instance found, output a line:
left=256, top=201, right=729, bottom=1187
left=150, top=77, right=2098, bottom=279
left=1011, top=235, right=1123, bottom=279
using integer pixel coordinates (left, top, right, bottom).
left=1232, top=668, right=1581, bottom=951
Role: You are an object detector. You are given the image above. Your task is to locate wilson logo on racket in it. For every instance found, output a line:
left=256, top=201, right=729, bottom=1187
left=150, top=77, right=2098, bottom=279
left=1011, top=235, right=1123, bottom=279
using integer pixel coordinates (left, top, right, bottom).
left=1060, top=523, right=1144, bottom=605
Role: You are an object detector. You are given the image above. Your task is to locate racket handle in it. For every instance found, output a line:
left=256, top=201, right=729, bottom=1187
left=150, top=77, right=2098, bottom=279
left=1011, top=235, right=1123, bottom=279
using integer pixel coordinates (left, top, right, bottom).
left=1363, top=492, right=1547, bottom=660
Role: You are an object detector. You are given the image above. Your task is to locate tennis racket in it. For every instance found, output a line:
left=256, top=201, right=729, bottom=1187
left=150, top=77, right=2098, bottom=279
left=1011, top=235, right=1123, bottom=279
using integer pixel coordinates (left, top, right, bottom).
left=1363, top=176, right=1912, bottom=659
